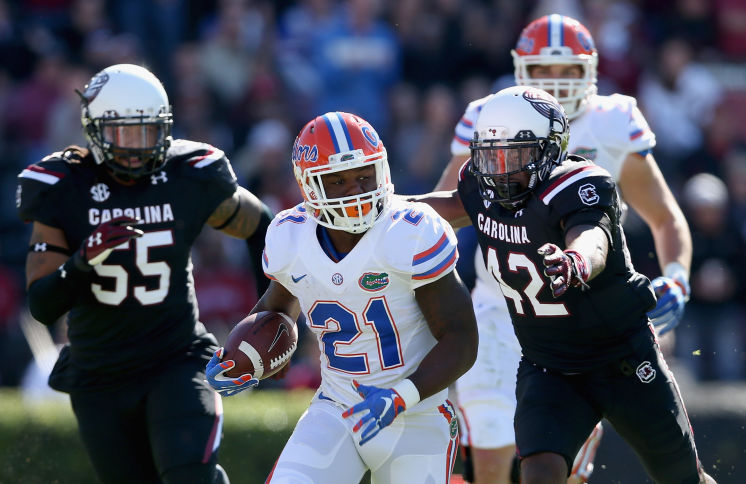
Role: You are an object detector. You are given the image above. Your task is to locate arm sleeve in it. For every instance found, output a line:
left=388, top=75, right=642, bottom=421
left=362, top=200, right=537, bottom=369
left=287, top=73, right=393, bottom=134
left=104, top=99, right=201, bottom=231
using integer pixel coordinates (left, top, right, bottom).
left=27, top=256, right=91, bottom=326
left=246, top=202, right=274, bottom=295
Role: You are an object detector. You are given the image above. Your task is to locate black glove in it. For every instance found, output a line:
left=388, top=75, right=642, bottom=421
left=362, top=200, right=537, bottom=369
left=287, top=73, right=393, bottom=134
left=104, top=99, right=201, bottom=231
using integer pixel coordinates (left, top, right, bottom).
left=73, top=216, right=143, bottom=270
left=537, top=243, right=590, bottom=298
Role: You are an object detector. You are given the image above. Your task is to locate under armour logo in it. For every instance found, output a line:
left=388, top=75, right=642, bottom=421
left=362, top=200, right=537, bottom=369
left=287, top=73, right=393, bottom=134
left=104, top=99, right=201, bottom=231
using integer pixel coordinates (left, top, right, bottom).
left=33, top=243, right=48, bottom=252
left=151, top=171, right=168, bottom=185
left=88, top=233, right=103, bottom=247
left=90, top=183, right=110, bottom=202
left=58, top=264, right=67, bottom=279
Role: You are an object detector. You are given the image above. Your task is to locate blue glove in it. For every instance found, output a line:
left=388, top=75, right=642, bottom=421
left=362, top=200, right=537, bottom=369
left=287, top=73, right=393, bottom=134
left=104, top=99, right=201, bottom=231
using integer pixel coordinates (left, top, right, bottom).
left=647, top=276, right=690, bottom=335
left=205, top=348, right=259, bottom=396
left=342, top=380, right=407, bottom=445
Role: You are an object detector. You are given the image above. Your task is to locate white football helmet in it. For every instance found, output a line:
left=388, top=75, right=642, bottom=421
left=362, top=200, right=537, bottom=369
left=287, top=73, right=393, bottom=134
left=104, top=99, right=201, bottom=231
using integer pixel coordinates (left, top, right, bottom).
left=80, top=64, right=173, bottom=178
left=470, top=85, right=569, bottom=209
left=512, top=14, right=598, bottom=120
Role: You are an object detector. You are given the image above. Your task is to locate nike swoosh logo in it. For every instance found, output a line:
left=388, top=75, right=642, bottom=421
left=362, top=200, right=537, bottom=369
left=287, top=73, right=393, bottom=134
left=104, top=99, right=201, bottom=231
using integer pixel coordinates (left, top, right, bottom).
left=380, top=396, right=393, bottom=418
left=268, top=324, right=289, bottom=353
left=319, top=391, right=334, bottom=402
left=291, top=274, right=307, bottom=283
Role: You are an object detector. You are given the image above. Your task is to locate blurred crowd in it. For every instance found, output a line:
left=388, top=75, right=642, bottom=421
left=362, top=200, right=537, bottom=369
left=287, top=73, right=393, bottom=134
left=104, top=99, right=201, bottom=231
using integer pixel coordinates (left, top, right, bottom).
left=1, top=0, right=745, bottom=392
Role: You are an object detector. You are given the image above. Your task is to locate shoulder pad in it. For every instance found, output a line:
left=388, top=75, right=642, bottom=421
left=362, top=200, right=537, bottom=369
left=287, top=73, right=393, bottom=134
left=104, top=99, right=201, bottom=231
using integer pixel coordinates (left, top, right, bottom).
left=381, top=200, right=458, bottom=288
left=452, top=93, right=495, bottom=156
left=584, top=94, right=655, bottom=151
left=167, top=139, right=230, bottom=170
left=16, top=154, right=79, bottom=224
left=262, top=204, right=309, bottom=279
left=537, top=159, right=616, bottom=215
left=166, top=139, right=237, bottom=201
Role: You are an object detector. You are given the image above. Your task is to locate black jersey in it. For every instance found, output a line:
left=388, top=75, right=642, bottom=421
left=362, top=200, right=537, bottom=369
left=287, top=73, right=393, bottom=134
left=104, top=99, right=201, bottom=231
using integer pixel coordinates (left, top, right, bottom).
left=17, top=140, right=238, bottom=389
left=457, top=155, right=656, bottom=373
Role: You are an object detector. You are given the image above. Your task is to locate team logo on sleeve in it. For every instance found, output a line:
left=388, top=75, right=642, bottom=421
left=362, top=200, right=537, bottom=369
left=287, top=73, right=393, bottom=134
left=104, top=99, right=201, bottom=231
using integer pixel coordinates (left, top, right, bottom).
left=636, top=361, right=656, bottom=383
left=578, top=183, right=599, bottom=206
left=358, top=272, right=389, bottom=291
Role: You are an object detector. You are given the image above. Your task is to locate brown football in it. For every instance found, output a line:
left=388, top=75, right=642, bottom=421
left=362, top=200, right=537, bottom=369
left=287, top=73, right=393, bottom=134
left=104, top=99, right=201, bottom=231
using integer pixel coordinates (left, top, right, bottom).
left=222, top=311, right=298, bottom=380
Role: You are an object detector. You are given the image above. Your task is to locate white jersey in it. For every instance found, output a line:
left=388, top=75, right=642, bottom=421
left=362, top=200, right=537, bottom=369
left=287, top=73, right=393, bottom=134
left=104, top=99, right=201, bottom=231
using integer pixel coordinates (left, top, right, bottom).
left=263, top=198, right=458, bottom=410
left=452, top=92, right=657, bottom=304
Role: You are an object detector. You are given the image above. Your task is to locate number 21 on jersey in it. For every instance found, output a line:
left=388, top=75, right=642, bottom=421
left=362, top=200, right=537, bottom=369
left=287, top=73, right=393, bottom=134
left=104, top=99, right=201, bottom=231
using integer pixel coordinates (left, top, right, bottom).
left=307, top=298, right=404, bottom=374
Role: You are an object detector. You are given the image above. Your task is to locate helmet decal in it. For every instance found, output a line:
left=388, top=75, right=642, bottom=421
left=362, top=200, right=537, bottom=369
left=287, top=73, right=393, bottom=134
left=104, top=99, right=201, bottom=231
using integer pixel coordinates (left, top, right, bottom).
left=82, top=72, right=109, bottom=103
left=522, top=90, right=567, bottom=133
left=362, top=126, right=379, bottom=147
left=291, top=139, right=318, bottom=164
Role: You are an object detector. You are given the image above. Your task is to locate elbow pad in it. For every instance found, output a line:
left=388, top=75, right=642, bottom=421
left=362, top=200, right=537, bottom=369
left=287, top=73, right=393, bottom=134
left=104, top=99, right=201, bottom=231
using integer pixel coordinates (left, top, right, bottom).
left=27, top=257, right=89, bottom=325
left=246, top=202, right=274, bottom=296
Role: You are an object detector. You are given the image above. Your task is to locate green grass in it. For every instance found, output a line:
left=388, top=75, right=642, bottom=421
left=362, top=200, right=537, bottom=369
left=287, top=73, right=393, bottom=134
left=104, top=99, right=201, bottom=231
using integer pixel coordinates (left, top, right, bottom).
left=0, top=388, right=315, bottom=484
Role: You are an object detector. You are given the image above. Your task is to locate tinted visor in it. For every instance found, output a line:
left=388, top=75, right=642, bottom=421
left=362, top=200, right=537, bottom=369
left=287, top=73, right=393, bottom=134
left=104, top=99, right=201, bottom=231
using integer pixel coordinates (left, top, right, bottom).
left=102, top=122, right=167, bottom=150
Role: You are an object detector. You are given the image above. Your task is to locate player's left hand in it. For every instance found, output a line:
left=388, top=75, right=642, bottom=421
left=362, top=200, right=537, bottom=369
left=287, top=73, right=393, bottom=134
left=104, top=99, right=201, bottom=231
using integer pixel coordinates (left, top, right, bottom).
left=647, top=276, right=690, bottom=335
left=342, top=380, right=407, bottom=445
left=538, top=243, right=590, bottom=297
left=205, top=348, right=259, bottom=396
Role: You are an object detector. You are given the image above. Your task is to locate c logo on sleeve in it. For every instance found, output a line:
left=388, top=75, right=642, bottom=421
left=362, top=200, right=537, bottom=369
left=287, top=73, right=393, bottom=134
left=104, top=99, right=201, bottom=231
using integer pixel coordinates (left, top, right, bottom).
left=578, top=183, right=599, bottom=206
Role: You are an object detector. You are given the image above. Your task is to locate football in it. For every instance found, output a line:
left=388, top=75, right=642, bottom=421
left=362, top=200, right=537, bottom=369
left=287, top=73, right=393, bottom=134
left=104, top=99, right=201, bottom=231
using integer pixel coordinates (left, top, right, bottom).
left=221, top=311, right=298, bottom=380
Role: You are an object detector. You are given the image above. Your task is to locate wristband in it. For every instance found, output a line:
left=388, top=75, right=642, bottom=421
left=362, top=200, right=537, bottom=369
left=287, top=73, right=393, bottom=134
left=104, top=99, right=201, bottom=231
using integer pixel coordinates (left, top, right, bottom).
left=392, top=378, right=420, bottom=409
left=564, top=249, right=591, bottom=283
left=663, top=261, right=690, bottom=298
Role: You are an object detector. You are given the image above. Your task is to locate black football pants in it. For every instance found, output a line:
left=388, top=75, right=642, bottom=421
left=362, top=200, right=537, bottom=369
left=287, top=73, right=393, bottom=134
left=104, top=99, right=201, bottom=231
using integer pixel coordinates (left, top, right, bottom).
left=70, top=354, right=223, bottom=484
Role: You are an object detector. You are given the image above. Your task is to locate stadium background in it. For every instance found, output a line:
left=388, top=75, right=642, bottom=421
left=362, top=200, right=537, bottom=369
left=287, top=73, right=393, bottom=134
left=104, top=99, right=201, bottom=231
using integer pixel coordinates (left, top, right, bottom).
left=0, top=0, right=744, bottom=482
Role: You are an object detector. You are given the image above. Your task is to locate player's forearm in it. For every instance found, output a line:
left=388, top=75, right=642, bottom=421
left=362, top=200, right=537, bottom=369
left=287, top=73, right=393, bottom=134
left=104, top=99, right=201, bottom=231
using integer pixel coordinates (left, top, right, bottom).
left=403, top=191, right=470, bottom=228
left=407, top=329, right=478, bottom=402
left=564, top=225, right=609, bottom=281
left=650, top=214, right=692, bottom=276
left=27, top=257, right=90, bottom=325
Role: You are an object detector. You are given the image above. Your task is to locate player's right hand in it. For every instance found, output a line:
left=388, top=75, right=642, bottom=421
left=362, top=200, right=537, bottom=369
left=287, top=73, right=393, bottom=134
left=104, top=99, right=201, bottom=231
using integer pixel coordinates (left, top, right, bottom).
left=205, top=348, right=259, bottom=397
left=538, top=243, right=590, bottom=297
left=78, top=216, right=143, bottom=267
left=647, top=276, right=689, bottom=335
left=342, top=380, right=407, bottom=445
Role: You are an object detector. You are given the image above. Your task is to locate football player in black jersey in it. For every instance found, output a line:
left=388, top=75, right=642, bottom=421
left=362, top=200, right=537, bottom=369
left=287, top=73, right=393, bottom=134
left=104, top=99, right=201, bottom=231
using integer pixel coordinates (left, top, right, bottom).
left=17, top=64, right=273, bottom=484
left=409, top=86, right=715, bottom=484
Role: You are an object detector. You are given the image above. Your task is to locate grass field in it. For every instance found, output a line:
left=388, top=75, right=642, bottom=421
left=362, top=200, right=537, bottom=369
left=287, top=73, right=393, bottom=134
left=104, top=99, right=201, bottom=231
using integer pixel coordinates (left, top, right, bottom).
left=0, top=388, right=315, bottom=484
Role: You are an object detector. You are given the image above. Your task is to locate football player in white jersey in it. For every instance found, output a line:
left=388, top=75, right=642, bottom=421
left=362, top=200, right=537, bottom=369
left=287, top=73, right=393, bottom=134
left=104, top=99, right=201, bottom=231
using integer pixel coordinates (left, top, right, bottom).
left=207, top=111, right=478, bottom=483
left=434, top=14, right=693, bottom=484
